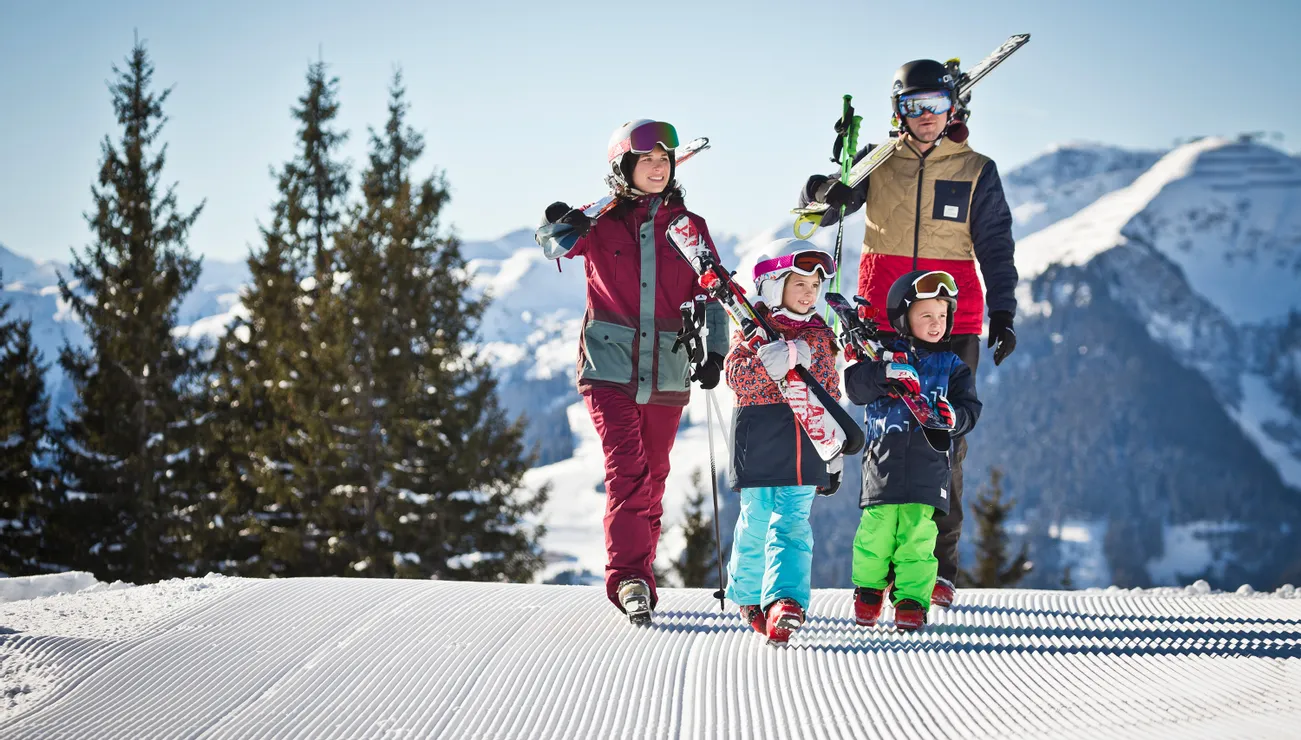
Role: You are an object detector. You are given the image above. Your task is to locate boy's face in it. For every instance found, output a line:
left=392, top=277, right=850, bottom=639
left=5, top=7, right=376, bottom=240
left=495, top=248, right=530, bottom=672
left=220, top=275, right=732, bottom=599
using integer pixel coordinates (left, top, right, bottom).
left=907, top=297, right=948, bottom=342
left=781, top=273, right=821, bottom=314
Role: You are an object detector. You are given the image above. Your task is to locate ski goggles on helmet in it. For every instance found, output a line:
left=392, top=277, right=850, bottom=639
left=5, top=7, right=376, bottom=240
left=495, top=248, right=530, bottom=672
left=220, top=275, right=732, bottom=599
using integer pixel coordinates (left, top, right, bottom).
left=608, top=120, right=680, bottom=160
left=754, top=250, right=837, bottom=282
left=897, top=90, right=953, bottom=119
left=909, top=270, right=958, bottom=300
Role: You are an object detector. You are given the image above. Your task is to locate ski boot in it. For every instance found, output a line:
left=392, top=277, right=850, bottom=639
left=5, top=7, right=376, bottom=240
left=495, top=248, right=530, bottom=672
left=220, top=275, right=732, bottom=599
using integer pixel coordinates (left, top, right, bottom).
left=765, top=598, right=805, bottom=645
left=931, top=577, right=956, bottom=608
left=617, top=578, right=653, bottom=626
left=853, top=587, right=884, bottom=627
left=739, top=604, right=767, bottom=636
left=893, top=599, right=927, bottom=632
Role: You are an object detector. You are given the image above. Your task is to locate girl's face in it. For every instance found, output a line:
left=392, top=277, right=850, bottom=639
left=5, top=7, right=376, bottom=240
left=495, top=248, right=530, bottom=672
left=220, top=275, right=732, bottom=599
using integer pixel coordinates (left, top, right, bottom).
left=631, top=145, right=672, bottom=193
left=907, top=297, right=949, bottom=342
left=781, top=273, right=821, bottom=315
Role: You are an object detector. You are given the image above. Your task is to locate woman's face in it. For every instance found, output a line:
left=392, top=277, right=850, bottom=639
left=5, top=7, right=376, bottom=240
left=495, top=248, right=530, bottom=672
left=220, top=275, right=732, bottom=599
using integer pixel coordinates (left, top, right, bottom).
left=631, top=146, right=671, bottom=193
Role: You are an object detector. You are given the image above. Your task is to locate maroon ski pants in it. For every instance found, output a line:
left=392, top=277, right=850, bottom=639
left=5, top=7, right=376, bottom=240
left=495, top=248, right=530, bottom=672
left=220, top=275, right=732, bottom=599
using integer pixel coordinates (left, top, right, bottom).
left=585, top=387, right=684, bottom=609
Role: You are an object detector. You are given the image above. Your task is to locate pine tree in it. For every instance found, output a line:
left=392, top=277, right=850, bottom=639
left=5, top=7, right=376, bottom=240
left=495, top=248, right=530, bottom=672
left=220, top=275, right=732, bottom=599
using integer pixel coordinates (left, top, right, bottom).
left=673, top=469, right=719, bottom=588
left=958, top=468, right=1032, bottom=588
left=0, top=274, right=55, bottom=575
left=207, top=60, right=351, bottom=576
left=324, top=72, right=545, bottom=580
left=48, top=41, right=211, bottom=583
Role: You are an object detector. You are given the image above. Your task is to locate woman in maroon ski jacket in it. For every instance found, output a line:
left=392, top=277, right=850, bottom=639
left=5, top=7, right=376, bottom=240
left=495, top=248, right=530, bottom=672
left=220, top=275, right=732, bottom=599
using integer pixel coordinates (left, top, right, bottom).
left=534, top=120, right=728, bottom=623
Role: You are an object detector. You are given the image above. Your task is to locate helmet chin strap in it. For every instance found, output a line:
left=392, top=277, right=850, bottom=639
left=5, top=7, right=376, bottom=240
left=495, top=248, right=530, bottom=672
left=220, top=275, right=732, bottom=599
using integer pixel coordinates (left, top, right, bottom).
left=771, top=304, right=818, bottom=323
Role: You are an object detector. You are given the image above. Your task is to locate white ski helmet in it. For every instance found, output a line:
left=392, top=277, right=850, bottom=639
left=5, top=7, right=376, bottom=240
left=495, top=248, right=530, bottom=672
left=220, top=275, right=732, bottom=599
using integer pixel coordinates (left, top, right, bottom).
left=752, top=239, right=837, bottom=313
left=606, top=119, right=679, bottom=193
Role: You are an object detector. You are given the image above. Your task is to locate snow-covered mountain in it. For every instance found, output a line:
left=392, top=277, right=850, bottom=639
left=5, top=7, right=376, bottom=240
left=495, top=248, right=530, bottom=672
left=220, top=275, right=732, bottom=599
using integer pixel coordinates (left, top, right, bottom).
left=2, top=573, right=1298, bottom=738
left=0, top=244, right=249, bottom=408
left=972, top=136, right=1301, bottom=590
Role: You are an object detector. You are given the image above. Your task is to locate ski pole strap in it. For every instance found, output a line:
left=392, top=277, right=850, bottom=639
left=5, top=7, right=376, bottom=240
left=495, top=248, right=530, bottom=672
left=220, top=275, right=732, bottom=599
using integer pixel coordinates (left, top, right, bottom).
left=793, top=212, right=820, bottom=239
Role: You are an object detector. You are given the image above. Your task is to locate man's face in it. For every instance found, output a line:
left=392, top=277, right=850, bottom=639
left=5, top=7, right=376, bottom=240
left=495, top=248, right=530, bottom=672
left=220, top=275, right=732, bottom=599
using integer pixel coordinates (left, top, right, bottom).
left=898, top=90, right=952, bottom=144
left=906, top=109, right=947, bottom=143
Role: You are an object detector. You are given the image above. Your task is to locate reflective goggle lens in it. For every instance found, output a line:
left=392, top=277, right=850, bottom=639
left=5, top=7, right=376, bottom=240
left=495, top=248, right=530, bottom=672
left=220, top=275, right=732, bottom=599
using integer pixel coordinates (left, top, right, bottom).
left=793, top=252, right=836, bottom=278
left=628, top=121, right=679, bottom=153
left=897, top=91, right=953, bottom=119
left=912, top=271, right=958, bottom=299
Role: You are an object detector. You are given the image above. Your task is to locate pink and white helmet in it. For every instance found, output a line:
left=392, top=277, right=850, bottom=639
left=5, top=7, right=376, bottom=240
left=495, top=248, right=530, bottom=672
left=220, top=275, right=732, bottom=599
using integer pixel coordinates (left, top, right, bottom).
left=752, top=238, right=837, bottom=312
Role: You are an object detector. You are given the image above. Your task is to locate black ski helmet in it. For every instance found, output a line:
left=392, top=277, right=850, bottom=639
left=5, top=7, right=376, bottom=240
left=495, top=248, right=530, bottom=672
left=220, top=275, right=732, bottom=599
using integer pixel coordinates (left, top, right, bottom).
left=891, top=59, right=956, bottom=111
left=887, top=270, right=958, bottom=340
left=891, top=59, right=957, bottom=141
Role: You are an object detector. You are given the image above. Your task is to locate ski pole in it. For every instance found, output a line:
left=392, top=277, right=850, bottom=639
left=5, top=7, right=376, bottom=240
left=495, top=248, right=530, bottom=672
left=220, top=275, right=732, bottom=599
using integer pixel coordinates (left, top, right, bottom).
left=705, top=386, right=727, bottom=612
left=825, top=94, right=860, bottom=332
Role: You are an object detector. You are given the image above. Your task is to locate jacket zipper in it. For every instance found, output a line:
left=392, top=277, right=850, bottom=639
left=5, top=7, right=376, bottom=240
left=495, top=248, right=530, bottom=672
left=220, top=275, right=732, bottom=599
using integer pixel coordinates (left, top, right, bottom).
left=909, top=141, right=935, bottom=271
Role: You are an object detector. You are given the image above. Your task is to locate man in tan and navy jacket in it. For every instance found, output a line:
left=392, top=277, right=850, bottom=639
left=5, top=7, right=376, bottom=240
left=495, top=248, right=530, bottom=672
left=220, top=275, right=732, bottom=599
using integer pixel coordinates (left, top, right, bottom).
left=797, top=59, right=1018, bottom=608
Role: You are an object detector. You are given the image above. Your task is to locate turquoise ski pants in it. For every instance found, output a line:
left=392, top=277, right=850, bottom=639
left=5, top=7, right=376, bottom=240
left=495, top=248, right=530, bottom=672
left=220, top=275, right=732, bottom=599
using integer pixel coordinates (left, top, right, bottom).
left=725, top=485, right=816, bottom=610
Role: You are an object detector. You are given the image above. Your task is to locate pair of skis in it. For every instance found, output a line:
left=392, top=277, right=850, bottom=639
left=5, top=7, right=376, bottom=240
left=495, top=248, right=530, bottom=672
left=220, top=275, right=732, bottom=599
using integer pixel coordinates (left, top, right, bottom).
left=824, top=292, right=953, bottom=452
left=665, top=215, right=864, bottom=462
left=793, top=33, right=1031, bottom=238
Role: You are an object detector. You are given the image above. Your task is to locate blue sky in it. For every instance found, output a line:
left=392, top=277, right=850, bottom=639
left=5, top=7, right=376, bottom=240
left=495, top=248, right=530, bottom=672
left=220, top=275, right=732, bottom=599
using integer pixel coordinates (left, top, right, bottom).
left=2, top=0, right=1298, bottom=265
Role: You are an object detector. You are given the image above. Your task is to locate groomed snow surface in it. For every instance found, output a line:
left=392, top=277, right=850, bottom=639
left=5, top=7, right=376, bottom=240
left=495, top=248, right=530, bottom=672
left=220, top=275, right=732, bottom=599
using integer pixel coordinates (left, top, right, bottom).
left=2, top=574, right=1298, bottom=739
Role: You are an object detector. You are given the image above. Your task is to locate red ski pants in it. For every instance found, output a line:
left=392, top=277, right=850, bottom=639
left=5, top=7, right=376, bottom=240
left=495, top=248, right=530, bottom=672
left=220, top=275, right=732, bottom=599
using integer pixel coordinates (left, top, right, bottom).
left=585, top=387, right=684, bottom=609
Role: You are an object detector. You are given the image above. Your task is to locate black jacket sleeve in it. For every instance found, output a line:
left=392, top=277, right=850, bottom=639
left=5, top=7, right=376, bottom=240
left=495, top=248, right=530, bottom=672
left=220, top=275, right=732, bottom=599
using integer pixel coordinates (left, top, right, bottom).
left=946, top=360, right=983, bottom=438
left=843, top=359, right=888, bottom=406
left=970, top=160, right=1018, bottom=318
left=796, top=144, right=874, bottom=227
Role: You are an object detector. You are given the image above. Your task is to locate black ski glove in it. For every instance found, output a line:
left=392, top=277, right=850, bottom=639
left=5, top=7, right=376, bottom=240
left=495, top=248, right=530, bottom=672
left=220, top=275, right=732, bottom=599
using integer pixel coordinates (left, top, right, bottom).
left=814, top=178, right=855, bottom=211
left=806, top=176, right=856, bottom=226
left=544, top=201, right=593, bottom=238
left=691, top=352, right=725, bottom=390
left=987, top=311, right=1017, bottom=366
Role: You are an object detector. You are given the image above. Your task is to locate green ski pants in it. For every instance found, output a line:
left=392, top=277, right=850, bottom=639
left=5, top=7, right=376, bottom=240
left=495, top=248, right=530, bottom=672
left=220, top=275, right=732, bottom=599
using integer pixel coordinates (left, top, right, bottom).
left=851, top=503, right=938, bottom=607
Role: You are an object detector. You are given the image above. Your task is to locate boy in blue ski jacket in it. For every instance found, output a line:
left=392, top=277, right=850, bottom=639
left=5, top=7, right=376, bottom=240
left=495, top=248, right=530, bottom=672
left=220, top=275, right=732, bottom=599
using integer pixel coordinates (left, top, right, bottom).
left=723, top=239, right=841, bottom=645
left=843, top=270, right=982, bottom=632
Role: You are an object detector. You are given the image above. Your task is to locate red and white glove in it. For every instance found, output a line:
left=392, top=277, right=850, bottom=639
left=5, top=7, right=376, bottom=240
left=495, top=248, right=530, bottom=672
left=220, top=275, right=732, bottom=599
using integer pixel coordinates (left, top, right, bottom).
left=934, top=393, right=955, bottom=428
left=881, top=361, right=921, bottom=398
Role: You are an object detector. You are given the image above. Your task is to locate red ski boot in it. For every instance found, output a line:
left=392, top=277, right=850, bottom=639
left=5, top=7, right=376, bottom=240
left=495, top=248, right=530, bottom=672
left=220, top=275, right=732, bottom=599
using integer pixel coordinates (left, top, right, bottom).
left=765, top=599, right=805, bottom=645
left=853, top=587, right=884, bottom=627
left=893, top=599, right=927, bottom=632
left=931, top=577, right=956, bottom=608
left=739, top=604, right=767, bottom=635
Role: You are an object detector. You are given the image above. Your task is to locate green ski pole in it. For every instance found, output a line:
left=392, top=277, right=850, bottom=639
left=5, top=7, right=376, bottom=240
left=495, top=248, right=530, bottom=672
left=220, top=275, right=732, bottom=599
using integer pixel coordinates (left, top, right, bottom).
left=825, top=94, right=861, bottom=331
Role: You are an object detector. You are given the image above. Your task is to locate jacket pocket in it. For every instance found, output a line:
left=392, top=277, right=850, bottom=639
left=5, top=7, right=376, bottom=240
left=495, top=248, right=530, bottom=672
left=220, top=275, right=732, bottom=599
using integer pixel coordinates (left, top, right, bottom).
left=932, top=179, right=972, bottom=223
left=656, top=330, right=691, bottom=391
left=580, top=320, right=636, bottom=384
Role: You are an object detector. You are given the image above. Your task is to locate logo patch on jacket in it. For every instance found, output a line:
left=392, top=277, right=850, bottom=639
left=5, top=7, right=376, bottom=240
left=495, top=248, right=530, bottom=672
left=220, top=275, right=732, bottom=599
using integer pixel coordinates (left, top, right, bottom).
left=932, top=180, right=971, bottom=223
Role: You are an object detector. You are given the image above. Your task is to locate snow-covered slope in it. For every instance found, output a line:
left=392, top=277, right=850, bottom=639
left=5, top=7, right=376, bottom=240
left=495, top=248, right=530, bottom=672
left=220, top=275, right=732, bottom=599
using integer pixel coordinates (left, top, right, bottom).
left=1, top=575, right=1298, bottom=738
